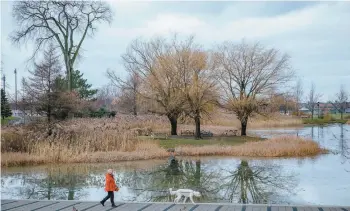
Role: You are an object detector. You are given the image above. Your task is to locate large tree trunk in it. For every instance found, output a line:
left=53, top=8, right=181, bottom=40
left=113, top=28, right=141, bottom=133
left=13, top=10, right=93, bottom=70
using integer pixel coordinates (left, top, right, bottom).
left=341, top=112, right=343, bottom=120
left=168, top=115, right=178, bottom=136
left=240, top=117, right=248, bottom=136
left=194, top=115, right=201, bottom=139
left=132, top=104, right=137, bottom=116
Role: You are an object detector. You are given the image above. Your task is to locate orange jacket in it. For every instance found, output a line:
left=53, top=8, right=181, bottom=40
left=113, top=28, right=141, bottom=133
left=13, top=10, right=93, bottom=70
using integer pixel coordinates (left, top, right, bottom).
left=104, top=173, right=118, bottom=192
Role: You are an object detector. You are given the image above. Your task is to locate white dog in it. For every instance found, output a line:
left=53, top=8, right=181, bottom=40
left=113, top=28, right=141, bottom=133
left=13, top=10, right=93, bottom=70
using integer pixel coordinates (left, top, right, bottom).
left=169, top=188, right=201, bottom=204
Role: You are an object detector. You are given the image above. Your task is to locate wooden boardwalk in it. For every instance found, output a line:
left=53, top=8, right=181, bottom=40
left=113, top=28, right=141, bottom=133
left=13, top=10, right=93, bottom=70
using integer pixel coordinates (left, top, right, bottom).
left=1, top=199, right=349, bottom=211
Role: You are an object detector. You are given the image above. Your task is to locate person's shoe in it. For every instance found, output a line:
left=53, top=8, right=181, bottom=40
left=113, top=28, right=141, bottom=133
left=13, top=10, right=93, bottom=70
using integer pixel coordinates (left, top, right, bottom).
left=111, top=204, right=117, bottom=207
left=100, top=201, right=104, bottom=206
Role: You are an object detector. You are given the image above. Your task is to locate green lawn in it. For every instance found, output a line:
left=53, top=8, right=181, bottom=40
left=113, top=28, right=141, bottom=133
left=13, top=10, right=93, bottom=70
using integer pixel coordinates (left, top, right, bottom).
left=330, top=113, right=350, bottom=119
left=1, top=116, right=18, bottom=125
left=142, top=136, right=264, bottom=149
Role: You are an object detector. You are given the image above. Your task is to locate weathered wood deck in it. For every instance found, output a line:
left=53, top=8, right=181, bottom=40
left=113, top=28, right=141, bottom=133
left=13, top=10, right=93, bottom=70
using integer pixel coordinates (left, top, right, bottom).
left=1, top=199, right=349, bottom=211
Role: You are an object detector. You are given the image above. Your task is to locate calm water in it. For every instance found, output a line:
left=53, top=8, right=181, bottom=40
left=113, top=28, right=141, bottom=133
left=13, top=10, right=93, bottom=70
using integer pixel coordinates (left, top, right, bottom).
left=1, top=124, right=350, bottom=205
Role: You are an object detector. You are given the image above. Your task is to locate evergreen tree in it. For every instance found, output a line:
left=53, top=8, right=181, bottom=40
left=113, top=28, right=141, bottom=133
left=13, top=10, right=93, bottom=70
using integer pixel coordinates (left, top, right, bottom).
left=22, top=44, right=62, bottom=125
left=1, top=89, right=12, bottom=119
left=56, top=70, right=97, bottom=100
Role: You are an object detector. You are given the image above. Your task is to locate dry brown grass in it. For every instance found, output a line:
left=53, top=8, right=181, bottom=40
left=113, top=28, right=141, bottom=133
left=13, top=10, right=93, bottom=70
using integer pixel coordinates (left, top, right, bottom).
left=0, top=113, right=314, bottom=167
left=1, top=141, right=168, bottom=167
left=1, top=115, right=169, bottom=153
left=176, top=136, right=327, bottom=157
left=1, top=135, right=326, bottom=167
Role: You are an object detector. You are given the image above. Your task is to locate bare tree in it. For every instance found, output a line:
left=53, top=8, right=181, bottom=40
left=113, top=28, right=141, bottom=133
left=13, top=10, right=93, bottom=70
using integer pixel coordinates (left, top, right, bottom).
left=215, top=40, right=294, bottom=136
left=119, top=35, right=188, bottom=135
left=22, top=44, right=62, bottom=133
left=20, top=77, right=38, bottom=118
left=10, top=1, right=113, bottom=91
left=306, top=83, right=321, bottom=119
left=331, top=84, right=349, bottom=120
left=107, top=70, right=140, bottom=116
left=177, top=49, right=218, bottom=139
left=294, top=79, right=303, bottom=116
left=266, top=91, right=295, bottom=114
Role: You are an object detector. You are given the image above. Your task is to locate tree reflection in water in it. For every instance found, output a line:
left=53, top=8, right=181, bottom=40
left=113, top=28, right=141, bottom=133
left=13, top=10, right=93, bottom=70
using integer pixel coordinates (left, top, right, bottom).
left=1, top=166, right=89, bottom=200
left=1, top=158, right=299, bottom=204
left=120, top=158, right=221, bottom=202
left=219, top=160, right=297, bottom=204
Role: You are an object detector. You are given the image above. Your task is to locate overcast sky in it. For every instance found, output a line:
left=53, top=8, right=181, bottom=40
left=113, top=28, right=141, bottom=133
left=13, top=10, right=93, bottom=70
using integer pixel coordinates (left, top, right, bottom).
left=1, top=1, right=349, bottom=102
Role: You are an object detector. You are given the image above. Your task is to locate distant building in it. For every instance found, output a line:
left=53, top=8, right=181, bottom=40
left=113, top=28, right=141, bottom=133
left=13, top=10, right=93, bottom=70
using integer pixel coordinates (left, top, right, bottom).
left=11, top=109, right=25, bottom=117
left=9, top=103, right=41, bottom=117
left=299, top=107, right=310, bottom=114
left=298, top=102, right=350, bottom=115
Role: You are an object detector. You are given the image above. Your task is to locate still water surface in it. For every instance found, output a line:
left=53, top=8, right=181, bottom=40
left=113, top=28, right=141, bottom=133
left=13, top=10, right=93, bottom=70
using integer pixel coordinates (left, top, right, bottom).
left=1, top=124, right=350, bottom=205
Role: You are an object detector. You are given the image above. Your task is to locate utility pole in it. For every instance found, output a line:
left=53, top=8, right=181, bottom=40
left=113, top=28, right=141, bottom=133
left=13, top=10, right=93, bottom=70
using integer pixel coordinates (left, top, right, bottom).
left=14, top=68, right=17, bottom=112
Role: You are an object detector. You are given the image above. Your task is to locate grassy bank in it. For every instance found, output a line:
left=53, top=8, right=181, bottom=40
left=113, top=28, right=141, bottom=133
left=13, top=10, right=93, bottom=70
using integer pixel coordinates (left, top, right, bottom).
left=143, top=136, right=263, bottom=148
left=1, top=136, right=326, bottom=167
left=1, top=115, right=326, bottom=167
left=303, top=118, right=347, bottom=125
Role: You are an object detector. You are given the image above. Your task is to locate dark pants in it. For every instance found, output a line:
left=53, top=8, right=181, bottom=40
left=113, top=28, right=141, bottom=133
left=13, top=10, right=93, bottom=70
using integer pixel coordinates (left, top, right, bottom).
left=101, top=191, right=115, bottom=205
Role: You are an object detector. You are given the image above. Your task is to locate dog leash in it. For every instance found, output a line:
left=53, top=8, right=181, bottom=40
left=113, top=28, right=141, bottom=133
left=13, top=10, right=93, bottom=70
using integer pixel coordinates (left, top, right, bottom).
left=130, top=188, right=169, bottom=193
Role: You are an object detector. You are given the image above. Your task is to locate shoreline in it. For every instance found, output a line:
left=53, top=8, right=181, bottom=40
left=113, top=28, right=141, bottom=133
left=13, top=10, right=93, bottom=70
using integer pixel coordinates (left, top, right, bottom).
left=1, top=136, right=328, bottom=168
left=1, top=151, right=327, bottom=168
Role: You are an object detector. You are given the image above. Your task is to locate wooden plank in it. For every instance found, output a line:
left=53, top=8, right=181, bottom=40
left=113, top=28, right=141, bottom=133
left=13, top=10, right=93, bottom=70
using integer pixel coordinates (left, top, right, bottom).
left=107, top=203, right=148, bottom=211
left=59, top=202, right=99, bottom=211
left=166, top=204, right=197, bottom=211
left=213, top=205, right=225, bottom=211
left=1, top=200, right=349, bottom=211
left=12, top=201, right=59, bottom=211
left=217, top=205, right=232, bottom=211
left=1, top=200, right=39, bottom=211
left=162, top=204, right=177, bottom=211
left=137, top=203, right=154, bottom=211
left=101, top=203, right=126, bottom=211
left=35, top=201, right=81, bottom=211
left=1, top=200, right=18, bottom=206
left=142, top=204, right=172, bottom=211
left=199, top=204, right=224, bottom=211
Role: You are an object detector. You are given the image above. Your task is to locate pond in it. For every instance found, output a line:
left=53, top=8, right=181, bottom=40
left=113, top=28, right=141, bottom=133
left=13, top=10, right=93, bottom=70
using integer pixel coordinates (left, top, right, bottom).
left=1, top=124, right=350, bottom=206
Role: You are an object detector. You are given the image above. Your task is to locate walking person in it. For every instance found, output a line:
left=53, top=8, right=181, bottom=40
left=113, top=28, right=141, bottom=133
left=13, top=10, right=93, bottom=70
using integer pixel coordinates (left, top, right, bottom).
left=100, top=169, right=119, bottom=207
